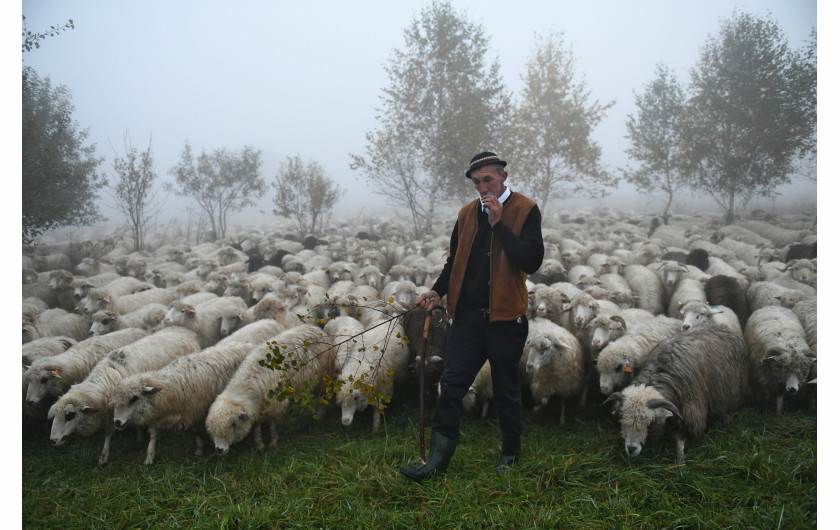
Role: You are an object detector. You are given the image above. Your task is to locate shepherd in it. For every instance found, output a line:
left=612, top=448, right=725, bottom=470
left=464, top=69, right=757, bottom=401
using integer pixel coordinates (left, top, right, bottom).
left=400, top=151, right=545, bottom=481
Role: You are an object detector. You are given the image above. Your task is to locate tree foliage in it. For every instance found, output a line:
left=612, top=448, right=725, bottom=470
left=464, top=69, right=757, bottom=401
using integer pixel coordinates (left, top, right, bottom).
left=350, top=0, right=510, bottom=238
left=106, top=134, right=164, bottom=251
left=509, top=30, right=615, bottom=207
left=22, top=66, right=105, bottom=244
left=168, top=143, right=266, bottom=241
left=679, top=10, right=816, bottom=223
left=272, top=155, right=342, bottom=237
left=22, top=15, right=74, bottom=53
left=624, top=63, right=686, bottom=221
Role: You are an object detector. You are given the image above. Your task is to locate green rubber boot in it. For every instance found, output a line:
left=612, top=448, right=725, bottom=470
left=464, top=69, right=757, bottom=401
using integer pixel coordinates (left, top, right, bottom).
left=400, top=431, right=458, bottom=483
left=496, top=434, right=521, bottom=475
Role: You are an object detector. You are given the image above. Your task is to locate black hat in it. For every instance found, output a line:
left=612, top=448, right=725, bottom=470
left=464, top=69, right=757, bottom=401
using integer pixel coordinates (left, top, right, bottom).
left=465, top=151, right=507, bottom=178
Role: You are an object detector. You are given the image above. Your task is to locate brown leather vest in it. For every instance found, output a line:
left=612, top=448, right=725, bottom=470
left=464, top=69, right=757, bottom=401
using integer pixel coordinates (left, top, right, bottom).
left=446, top=192, right=536, bottom=322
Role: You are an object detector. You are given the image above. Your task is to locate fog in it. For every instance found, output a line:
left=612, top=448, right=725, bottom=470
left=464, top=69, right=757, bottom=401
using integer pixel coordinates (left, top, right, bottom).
left=20, top=0, right=819, bottom=239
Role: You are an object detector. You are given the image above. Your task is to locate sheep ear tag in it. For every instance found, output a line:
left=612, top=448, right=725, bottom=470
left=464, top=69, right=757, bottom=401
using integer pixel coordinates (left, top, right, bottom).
left=623, top=363, right=633, bottom=373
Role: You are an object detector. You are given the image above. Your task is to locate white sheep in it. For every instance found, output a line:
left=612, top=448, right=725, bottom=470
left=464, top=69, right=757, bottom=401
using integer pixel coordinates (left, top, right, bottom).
left=566, top=291, right=620, bottom=330
left=25, top=328, right=148, bottom=406
left=568, top=264, right=598, bottom=287
left=335, top=318, right=409, bottom=431
left=737, top=220, right=811, bottom=247
left=746, top=281, right=808, bottom=312
left=239, top=296, right=299, bottom=331
left=704, top=257, right=750, bottom=291
left=205, top=324, right=336, bottom=454
left=162, top=296, right=247, bottom=348
left=586, top=309, right=654, bottom=353
left=23, top=308, right=88, bottom=344
left=596, top=315, right=684, bottom=395
left=462, top=360, right=493, bottom=419
left=622, top=264, right=665, bottom=315
left=70, top=272, right=122, bottom=301
left=23, top=296, right=49, bottom=317
left=89, top=304, right=168, bottom=336
left=324, top=316, right=366, bottom=371
left=381, top=280, right=420, bottom=310
left=773, top=259, right=817, bottom=289
left=792, top=298, right=817, bottom=354
left=527, top=284, right=569, bottom=328
left=679, top=301, right=741, bottom=335
left=109, top=320, right=285, bottom=464
left=745, top=306, right=815, bottom=415
left=523, top=317, right=585, bottom=425
left=82, top=287, right=180, bottom=317
left=47, top=326, right=201, bottom=466
left=22, top=336, right=77, bottom=372
left=355, top=264, right=385, bottom=291
left=666, top=278, right=707, bottom=319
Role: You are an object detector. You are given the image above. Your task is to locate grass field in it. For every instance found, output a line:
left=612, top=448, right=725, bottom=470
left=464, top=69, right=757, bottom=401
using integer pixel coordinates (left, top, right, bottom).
left=22, top=392, right=816, bottom=529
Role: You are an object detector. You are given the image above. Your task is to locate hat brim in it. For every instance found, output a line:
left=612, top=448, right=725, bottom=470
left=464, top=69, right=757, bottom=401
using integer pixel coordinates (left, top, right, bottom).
left=465, top=159, right=507, bottom=178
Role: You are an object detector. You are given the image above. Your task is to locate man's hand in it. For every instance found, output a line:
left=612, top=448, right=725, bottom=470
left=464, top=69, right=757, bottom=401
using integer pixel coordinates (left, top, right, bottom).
left=417, top=290, right=440, bottom=312
left=482, top=192, right=502, bottom=226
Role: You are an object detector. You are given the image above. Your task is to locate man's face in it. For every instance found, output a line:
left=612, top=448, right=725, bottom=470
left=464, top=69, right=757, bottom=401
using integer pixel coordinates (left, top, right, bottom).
left=470, top=165, right=507, bottom=198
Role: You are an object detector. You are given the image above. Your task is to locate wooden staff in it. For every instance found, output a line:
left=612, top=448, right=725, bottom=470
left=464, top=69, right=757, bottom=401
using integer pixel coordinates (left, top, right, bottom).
left=418, top=310, right=432, bottom=461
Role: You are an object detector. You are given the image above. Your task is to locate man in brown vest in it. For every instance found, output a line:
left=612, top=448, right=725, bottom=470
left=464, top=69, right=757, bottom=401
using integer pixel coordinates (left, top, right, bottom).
left=401, top=151, right=544, bottom=482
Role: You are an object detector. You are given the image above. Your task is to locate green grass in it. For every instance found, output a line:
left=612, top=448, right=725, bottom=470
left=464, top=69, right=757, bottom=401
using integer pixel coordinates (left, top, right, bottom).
left=22, top=395, right=816, bottom=529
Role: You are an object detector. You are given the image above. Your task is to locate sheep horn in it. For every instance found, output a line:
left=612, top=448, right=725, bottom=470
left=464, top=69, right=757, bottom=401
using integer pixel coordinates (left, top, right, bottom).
left=646, top=398, right=684, bottom=422
left=609, top=315, right=627, bottom=329
left=601, top=392, right=624, bottom=406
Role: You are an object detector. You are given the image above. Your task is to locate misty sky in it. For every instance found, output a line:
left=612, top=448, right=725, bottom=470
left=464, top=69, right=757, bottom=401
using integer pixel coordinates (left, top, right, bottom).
left=19, top=0, right=820, bottom=230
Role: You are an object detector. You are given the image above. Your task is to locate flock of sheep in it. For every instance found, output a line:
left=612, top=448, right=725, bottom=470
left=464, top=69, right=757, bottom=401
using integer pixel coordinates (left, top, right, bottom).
left=22, top=207, right=817, bottom=466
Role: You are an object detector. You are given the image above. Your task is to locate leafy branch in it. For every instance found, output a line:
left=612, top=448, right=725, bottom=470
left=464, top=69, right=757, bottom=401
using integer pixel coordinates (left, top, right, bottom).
left=258, top=297, right=413, bottom=419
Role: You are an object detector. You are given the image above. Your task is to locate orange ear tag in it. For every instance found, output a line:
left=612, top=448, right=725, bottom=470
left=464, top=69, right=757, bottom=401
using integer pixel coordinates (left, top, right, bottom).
left=623, top=363, right=633, bottom=373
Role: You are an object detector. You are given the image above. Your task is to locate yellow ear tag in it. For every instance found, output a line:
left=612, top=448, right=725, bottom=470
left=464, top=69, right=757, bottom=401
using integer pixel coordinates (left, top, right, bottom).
left=623, top=363, right=633, bottom=373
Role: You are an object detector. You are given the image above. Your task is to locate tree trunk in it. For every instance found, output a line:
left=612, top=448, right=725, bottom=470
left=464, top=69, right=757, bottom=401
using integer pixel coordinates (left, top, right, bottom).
left=661, top=191, right=673, bottom=225
left=725, top=190, right=736, bottom=225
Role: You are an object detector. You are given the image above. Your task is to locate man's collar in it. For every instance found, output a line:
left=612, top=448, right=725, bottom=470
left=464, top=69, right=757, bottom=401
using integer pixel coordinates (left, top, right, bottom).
left=481, top=187, right=511, bottom=213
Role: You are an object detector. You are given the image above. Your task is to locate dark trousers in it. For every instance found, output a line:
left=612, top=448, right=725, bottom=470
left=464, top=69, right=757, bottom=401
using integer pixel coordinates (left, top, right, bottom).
left=432, top=310, right=529, bottom=441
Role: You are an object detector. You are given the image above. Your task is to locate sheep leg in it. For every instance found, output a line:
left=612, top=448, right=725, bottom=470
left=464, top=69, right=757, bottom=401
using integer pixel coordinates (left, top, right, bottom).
left=481, top=401, right=490, bottom=419
left=98, top=425, right=113, bottom=468
left=775, top=394, right=785, bottom=416
left=253, top=422, right=265, bottom=453
left=194, top=435, right=204, bottom=456
left=560, top=399, right=567, bottom=427
left=268, top=421, right=278, bottom=448
left=144, top=427, right=157, bottom=465
left=372, top=408, right=381, bottom=432
left=675, top=437, right=686, bottom=464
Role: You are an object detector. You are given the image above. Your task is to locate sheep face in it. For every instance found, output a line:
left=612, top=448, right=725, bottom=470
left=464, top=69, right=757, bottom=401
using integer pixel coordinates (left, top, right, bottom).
left=680, top=304, right=710, bottom=331
left=612, top=385, right=674, bottom=458
left=163, top=303, right=194, bottom=326
left=571, top=296, right=598, bottom=328
left=90, top=311, right=118, bottom=336
left=48, top=400, right=102, bottom=445
left=82, top=292, right=109, bottom=315
left=524, top=333, right=569, bottom=375
left=112, top=384, right=159, bottom=430
left=763, top=349, right=816, bottom=395
left=25, top=368, right=61, bottom=405
left=658, top=261, right=685, bottom=286
left=220, top=313, right=246, bottom=337
left=609, top=291, right=637, bottom=310
left=787, top=260, right=816, bottom=284
left=338, top=389, right=369, bottom=426
left=598, top=354, right=634, bottom=395
left=205, top=398, right=257, bottom=456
